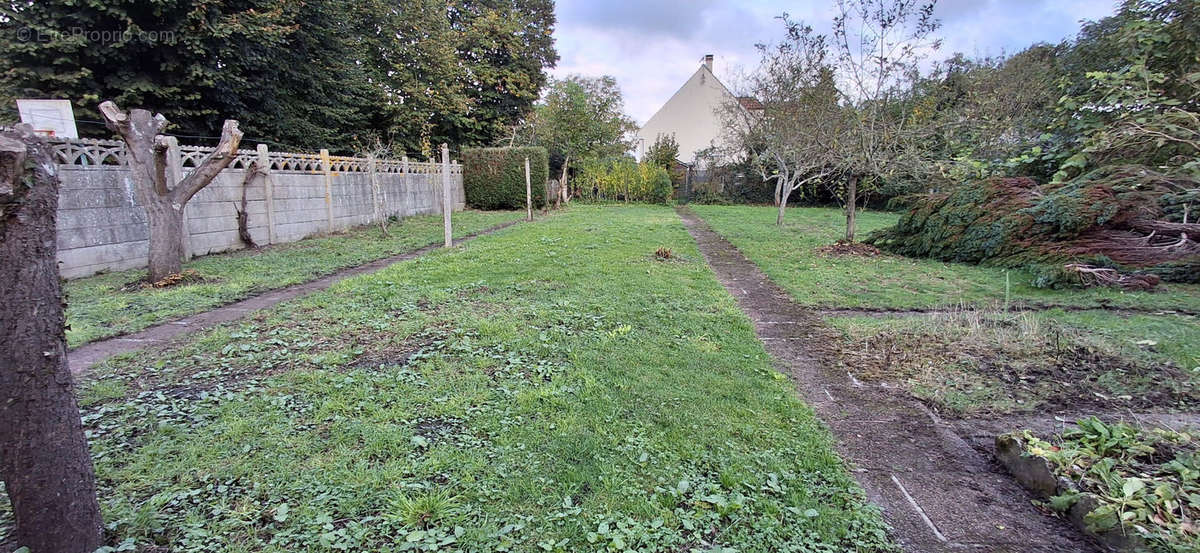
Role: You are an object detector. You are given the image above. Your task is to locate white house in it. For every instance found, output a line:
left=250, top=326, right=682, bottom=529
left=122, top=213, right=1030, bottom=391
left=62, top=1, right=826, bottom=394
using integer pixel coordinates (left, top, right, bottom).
left=635, top=54, right=761, bottom=166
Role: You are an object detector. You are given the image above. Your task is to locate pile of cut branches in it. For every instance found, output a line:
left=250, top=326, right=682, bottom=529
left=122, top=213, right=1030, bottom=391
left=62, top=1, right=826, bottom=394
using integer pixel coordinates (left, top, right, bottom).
left=866, top=165, right=1199, bottom=288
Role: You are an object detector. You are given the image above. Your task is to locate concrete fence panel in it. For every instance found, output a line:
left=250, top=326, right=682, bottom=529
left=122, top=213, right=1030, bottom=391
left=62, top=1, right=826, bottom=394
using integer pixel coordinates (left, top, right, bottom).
left=49, top=138, right=465, bottom=279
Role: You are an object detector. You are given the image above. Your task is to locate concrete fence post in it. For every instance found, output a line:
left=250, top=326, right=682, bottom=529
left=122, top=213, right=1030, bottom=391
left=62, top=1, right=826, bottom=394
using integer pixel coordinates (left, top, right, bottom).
left=441, top=143, right=452, bottom=248
left=320, top=148, right=334, bottom=232
left=525, top=156, right=532, bottom=222
left=256, top=144, right=275, bottom=244
left=368, top=154, right=381, bottom=224
left=165, top=136, right=191, bottom=260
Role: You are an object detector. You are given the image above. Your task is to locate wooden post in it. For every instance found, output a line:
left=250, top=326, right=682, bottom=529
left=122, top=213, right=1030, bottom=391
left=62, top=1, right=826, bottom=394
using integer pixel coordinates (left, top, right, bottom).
left=257, top=144, right=275, bottom=244
left=320, top=148, right=334, bottom=232
left=524, top=156, right=533, bottom=222
left=441, top=143, right=452, bottom=248
left=165, top=137, right=191, bottom=260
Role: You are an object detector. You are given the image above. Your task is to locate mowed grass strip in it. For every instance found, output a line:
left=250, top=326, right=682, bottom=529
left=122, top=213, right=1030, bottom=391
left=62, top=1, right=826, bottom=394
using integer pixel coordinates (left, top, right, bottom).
left=64, top=210, right=524, bottom=347
left=47, top=205, right=892, bottom=552
left=689, top=205, right=1200, bottom=312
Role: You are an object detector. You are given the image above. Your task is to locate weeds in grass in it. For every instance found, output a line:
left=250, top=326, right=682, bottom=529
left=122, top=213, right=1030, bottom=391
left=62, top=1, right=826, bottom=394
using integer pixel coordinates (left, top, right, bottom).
left=390, top=491, right=459, bottom=528
left=7, top=206, right=895, bottom=551
left=64, top=211, right=525, bottom=347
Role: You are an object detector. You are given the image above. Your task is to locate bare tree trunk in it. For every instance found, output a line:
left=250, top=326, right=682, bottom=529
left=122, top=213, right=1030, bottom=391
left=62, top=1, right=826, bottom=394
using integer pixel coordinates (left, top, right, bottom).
left=0, top=125, right=103, bottom=553
left=560, top=156, right=570, bottom=205
left=845, top=175, right=858, bottom=242
left=777, top=188, right=789, bottom=225
left=236, top=163, right=258, bottom=248
left=146, top=197, right=187, bottom=279
left=99, top=101, right=242, bottom=282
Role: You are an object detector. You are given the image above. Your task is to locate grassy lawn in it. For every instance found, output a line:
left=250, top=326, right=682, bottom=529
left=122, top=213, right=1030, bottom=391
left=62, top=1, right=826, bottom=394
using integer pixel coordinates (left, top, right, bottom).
left=688, top=205, right=1200, bottom=312
left=64, top=210, right=524, bottom=347
left=29, top=205, right=892, bottom=552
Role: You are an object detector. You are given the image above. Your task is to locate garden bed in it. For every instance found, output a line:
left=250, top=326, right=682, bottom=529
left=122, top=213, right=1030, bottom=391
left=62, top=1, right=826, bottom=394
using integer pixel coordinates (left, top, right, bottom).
left=997, top=418, right=1200, bottom=552
left=827, top=308, right=1199, bottom=418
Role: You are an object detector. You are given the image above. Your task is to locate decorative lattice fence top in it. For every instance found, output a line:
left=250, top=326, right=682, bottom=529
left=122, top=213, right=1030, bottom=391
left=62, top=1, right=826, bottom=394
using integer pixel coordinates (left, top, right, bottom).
left=46, top=136, right=459, bottom=175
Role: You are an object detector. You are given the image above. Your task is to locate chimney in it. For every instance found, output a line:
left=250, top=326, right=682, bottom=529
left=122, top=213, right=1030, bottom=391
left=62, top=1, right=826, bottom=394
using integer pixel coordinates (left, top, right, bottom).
left=702, top=54, right=713, bottom=71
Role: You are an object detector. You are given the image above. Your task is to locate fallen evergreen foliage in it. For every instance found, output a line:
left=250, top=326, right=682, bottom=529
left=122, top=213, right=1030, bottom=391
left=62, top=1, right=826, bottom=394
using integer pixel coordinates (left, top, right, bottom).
left=865, top=166, right=1200, bottom=288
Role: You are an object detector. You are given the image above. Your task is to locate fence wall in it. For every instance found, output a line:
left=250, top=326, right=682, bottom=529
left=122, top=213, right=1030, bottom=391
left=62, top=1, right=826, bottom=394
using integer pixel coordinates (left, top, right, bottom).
left=50, top=138, right=464, bottom=278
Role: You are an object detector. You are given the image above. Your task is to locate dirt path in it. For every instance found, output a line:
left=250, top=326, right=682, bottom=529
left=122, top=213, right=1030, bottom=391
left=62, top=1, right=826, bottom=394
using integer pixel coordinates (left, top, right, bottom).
left=68, top=220, right=524, bottom=374
left=676, top=207, right=1095, bottom=553
left=817, top=305, right=1198, bottom=318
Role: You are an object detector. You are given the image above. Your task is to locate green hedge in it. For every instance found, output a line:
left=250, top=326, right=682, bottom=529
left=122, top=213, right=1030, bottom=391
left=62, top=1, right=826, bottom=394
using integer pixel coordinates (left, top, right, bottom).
left=463, top=147, right=549, bottom=210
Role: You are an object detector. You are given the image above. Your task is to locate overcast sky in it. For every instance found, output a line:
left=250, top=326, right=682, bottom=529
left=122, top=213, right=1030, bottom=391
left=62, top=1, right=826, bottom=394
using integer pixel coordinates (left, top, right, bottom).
left=550, top=0, right=1119, bottom=125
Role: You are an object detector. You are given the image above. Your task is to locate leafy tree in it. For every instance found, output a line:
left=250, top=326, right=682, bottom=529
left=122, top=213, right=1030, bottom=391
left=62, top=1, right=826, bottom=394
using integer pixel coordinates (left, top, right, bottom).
left=829, top=0, right=941, bottom=241
left=724, top=19, right=843, bottom=225
left=518, top=75, right=636, bottom=203
left=644, top=133, right=679, bottom=169
left=0, top=0, right=301, bottom=141
left=448, top=0, right=558, bottom=147
left=0, top=0, right=557, bottom=151
left=1052, top=0, right=1200, bottom=181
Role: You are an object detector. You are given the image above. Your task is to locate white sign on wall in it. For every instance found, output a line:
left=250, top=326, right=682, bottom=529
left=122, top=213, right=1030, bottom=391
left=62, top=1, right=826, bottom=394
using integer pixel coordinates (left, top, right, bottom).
left=17, top=99, right=79, bottom=139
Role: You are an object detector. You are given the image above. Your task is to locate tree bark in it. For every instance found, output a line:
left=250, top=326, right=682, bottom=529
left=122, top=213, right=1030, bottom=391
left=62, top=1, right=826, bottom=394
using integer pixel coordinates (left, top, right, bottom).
left=0, top=125, right=103, bottom=553
left=145, top=196, right=187, bottom=280
left=559, top=156, right=570, bottom=205
left=236, top=163, right=259, bottom=248
left=845, top=175, right=858, bottom=242
left=99, top=101, right=242, bottom=282
left=777, top=188, right=789, bottom=225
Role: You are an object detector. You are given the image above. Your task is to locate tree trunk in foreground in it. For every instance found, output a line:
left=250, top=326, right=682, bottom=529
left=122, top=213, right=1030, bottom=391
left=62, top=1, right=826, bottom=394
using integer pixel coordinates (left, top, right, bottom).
left=99, top=101, right=243, bottom=282
left=845, top=175, right=858, bottom=242
left=0, top=125, right=103, bottom=553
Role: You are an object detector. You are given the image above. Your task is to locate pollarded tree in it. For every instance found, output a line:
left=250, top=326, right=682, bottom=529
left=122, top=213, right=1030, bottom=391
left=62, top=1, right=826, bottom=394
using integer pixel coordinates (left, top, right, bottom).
left=0, top=124, right=103, bottom=553
left=99, top=101, right=243, bottom=282
left=723, top=19, right=844, bottom=225
left=830, top=0, right=941, bottom=241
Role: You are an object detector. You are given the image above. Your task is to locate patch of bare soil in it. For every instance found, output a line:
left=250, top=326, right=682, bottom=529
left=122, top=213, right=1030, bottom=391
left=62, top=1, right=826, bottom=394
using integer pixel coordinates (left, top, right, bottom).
left=413, top=416, right=462, bottom=443
left=815, top=240, right=884, bottom=257
left=837, top=328, right=1197, bottom=417
left=347, top=331, right=441, bottom=371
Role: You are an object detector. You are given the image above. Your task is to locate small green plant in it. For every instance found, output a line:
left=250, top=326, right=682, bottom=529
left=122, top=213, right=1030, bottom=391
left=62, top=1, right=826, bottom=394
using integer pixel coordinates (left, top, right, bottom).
left=390, top=491, right=459, bottom=528
left=1020, top=419, right=1200, bottom=551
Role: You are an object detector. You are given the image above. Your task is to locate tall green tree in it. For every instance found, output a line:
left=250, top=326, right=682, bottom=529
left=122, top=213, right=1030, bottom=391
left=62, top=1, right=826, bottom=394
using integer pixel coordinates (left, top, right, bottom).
left=644, top=133, right=679, bottom=169
left=519, top=75, right=636, bottom=203
left=0, top=0, right=557, bottom=152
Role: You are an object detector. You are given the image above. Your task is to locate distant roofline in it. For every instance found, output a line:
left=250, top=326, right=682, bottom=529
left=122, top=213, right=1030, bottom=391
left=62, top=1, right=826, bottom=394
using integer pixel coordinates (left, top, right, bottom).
left=638, top=61, right=747, bottom=132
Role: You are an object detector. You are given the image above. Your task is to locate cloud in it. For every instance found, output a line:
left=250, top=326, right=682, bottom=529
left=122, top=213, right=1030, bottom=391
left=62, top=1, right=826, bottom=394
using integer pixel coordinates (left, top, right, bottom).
left=551, top=0, right=1119, bottom=125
